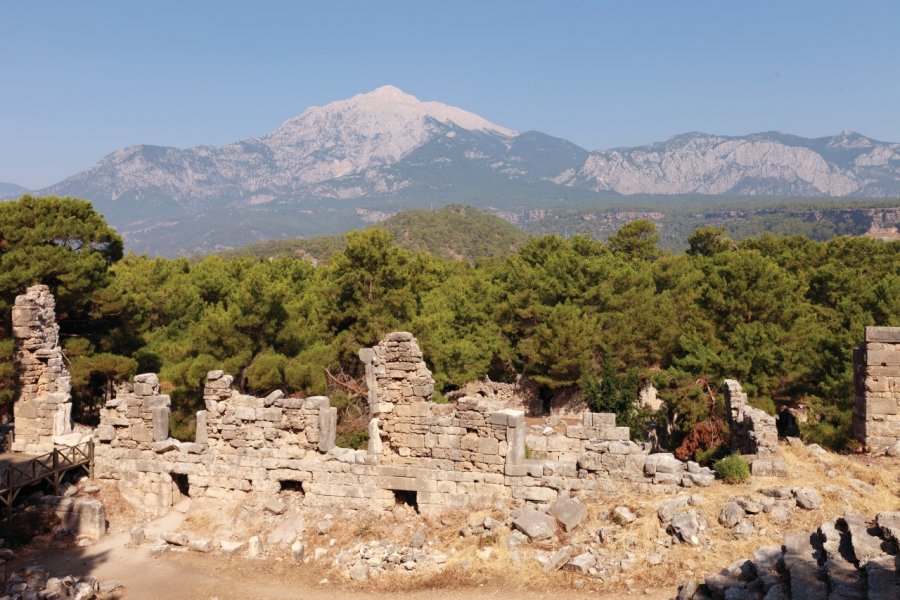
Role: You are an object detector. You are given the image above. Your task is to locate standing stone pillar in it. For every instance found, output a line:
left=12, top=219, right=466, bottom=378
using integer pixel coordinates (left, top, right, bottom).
left=853, top=327, right=900, bottom=450
left=11, top=285, right=74, bottom=453
left=359, top=332, right=435, bottom=460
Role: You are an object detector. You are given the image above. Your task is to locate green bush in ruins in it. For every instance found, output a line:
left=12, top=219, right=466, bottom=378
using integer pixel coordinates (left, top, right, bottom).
left=713, top=454, right=751, bottom=484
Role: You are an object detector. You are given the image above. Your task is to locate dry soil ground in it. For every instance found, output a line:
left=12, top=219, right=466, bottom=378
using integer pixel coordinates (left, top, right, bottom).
left=10, top=444, right=899, bottom=600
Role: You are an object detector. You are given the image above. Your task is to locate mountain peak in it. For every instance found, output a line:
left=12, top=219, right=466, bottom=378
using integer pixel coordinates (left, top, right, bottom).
left=363, top=85, right=417, bottom=100
left=255, top=86, right=516, bottom=183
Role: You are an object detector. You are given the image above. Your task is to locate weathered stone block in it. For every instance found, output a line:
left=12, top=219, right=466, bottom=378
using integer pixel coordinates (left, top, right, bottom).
left=152, top=405, right=170, bottom=441
left=866, top=326, right=900, bottom=343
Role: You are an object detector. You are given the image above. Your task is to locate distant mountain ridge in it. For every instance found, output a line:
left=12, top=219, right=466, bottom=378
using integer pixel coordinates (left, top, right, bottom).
left=35, top=86, right=900, bottom=255
left=0, top=182, right=28, bottom=199
left=219, top=204, right=529, bottom=263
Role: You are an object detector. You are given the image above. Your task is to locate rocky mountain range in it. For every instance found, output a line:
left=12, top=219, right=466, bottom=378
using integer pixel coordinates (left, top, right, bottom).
left=28, top=86, right=900, bottom=255
left=0, top=182, right=29, bottom=199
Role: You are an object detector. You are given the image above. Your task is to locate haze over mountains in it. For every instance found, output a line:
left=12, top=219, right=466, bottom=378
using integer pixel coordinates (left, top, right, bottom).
left=25, top=86, right=900, bottom=255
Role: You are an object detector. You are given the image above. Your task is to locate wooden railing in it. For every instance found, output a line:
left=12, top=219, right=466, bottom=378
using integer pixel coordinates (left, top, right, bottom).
left=0, top=440, right=94, bottom=520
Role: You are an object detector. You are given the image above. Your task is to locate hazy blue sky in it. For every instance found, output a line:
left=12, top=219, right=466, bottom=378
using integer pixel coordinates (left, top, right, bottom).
left=2, top=1, right=898, bottom=188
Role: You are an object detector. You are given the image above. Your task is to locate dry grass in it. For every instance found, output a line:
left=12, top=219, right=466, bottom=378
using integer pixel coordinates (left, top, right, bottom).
left=104, top=443, right=898, bottom=595
left=350, top=443, right=899, bottom=594
left=95, top=480, right=140, bottom=529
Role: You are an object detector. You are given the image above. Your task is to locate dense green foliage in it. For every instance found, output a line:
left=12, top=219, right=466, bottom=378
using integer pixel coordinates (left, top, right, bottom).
left=218, top=204, right=529, bottom=263
left=2, top=196, right=899, bottom=452
left=0, top=196, right=128, bottom=418
left=713, top=454, right=751, bottom=484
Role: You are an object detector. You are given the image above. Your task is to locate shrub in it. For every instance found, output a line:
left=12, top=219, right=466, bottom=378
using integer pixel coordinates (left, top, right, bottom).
left=713, top=454, right=750, bottom=484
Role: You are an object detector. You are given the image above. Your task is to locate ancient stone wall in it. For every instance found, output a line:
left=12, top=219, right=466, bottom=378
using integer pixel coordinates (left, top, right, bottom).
left=853, top=326, right=900, bottom=450
left=203, top=370, right=336, bottom=455
left=723, top=379, right=787, bottom=477
left=9, top=289, right=737, bottom=517
left=10, top=285, right=73, bottom=453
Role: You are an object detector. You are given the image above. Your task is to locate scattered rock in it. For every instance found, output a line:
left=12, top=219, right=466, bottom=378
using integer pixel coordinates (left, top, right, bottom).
left=264, top=498, right=287, bottom=515
left=564, top=552, right=596, bottom=574
left=759, top=487, right=793, bottom=499
left=219, top=540, right=245, bottom=555
left=612, top=506, right=637, bottom=525
left=536, top=546, right=572, bottom=571
left=291, top=540, right=305, bottom=564
left=512, top=509, right=557, bottom=540
left=247, top=536, right=264, bottom=559
left=409, top=527, right=427, bottom=549
left=188, top=538, right=213, bottom=553
left=886, top=440, right=900, bottom=457
left=130, top=526, right=145, bottom=546
left=668, top=510, right=705, bottom=546
left=549, top=494, right=587, bottom=532
left=768, top=504, right=792, bottom=526
left=348, top=564, right=369, bottom=581
left=793, top=487, right=823, bottom=510
left=658, top=496, right=690, bottom=523
left=315, top=518, right=332, bottom=535
left=848, top=478, right=876, bottom=496
left=719, top=501, right=746, bottom=529
left=162, top=532, right=188, bottom=546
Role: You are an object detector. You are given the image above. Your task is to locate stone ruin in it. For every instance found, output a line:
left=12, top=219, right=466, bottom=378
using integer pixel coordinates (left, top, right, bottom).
left=87, top=326, right=726, bottom=516
left=10, top=285, right=74, bottom=453
left=14, top=285, right=900, bottom=520
left=853, top=326, right=900, bottom=451
left=723, top=379, right=787, bottom=477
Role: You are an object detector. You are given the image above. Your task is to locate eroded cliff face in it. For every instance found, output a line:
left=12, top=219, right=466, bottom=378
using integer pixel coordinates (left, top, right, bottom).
left=566, top=131, right=900, bottom=197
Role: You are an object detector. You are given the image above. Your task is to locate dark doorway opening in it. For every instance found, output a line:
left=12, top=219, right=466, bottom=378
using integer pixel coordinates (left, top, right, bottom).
left=279, top=480, right=305, bottom=493
left=393, top=489, right=418, bottom=512
left=171, top=473, right=190, bottom=497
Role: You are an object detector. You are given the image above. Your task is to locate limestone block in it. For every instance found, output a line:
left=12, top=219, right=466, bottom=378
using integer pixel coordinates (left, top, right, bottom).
left=96, top=424, right=116, bottom=442
left=53, top=402, right=73, bottom=436
left=131, top=423, right=151, bottom=443
left=135, top=372, right=160, bottom=387
left=865, top=349, right=900, bottom=366
left=865, top=327, right=900, bottom=343
left=548, top=495, right=587, bottom=532
left=866, top=397, right=899, bottom=415
left=52, top=497, right=107, bottom=539
left=256, top=408, right=283, bottom=422
left=152, top=405, right=170, bottom=441
left=318, top=405, right=337, bottom=452
left=644, top=453, right=683, bottom=475
left=195, top=410, right=208, bottom=444
left=512, top=509, right=557, bottom=540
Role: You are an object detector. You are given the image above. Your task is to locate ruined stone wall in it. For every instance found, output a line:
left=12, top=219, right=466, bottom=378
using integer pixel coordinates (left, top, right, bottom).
left=94, top=370, right=339, bottom=512
left=723, top=379, right=787, bottom=477
left=10, top=288, right=727, bottom=517
left=10, top=285, right=73, bottom=453
left=96, top=373, right=170, bottom=450
left=525, top=412, right=630, bottom=462
left=853, top=326, right=900, bottom=450
left=202, top=370, right=336, bottom=455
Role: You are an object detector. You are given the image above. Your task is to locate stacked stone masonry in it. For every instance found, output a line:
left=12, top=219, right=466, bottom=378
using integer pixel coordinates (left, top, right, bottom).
left=86, top=331, right=726, bottom=516
left=853, top=326, right=900, bottom=450
left=724, top=379, right=788, bottom=477
left=11, top=287, right=809, bottom=516
left=10, top=285, right=73, bottom=453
